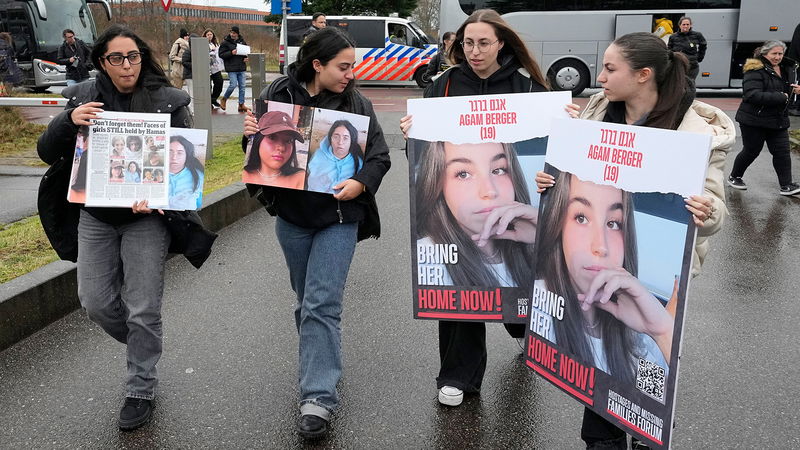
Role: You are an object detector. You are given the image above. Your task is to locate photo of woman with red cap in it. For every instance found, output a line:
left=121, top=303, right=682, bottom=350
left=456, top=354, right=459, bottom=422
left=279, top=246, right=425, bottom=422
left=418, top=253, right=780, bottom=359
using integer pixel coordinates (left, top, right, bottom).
left=242, top=110, right=306, bottom=190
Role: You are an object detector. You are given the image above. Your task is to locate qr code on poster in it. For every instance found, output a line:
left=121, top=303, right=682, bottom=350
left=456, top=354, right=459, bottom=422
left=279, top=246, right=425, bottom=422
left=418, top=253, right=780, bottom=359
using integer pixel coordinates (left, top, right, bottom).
left=636, top=358, right=665, bottom=402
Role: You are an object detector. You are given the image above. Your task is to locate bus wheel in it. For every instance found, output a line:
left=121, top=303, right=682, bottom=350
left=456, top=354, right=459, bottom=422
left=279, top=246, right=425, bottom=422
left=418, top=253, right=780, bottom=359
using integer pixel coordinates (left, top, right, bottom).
left=414, top=66, right=430, bottom=88
left=548, top=59, right=590, bottom=96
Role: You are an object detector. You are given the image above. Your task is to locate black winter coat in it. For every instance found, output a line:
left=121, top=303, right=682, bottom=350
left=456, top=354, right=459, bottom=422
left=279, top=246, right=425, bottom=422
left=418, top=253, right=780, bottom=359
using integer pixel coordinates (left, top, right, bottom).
left=424, top=55, right=547, bottom=98
left=244, top=66, right=391, bottom=241
left=36, top=72, right=215, bottom=266
left=735, top=56, right=798, bottom=129
left=668, top=30, right=707, bottom=65
left=218, top=35, right=247, bottom=73
left=57, top=38, right=92, bottom=81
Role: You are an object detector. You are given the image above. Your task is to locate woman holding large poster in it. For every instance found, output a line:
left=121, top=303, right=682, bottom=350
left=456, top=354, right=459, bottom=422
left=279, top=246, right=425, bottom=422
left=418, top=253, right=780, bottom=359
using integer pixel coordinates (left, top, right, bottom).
left=536, top=32, right=734, bottom=449
left=400, top=9, right=549, bottom=408
left=242, top=26, right=390, bottom=439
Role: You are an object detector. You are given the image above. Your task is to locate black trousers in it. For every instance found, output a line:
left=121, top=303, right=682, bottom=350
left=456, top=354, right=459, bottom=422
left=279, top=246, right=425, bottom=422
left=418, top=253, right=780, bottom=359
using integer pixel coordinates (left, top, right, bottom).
left=731, top=124, right=792, bottom=186
left=437, top=321, right=525, bottom=392
left=581, top=408, right=627, bottom=448
left=210, top=71, right=223, bottom=102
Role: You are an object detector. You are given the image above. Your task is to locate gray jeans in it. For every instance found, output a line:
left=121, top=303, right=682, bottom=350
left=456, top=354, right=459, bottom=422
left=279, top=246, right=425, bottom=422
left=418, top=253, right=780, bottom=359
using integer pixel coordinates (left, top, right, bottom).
left=77, top=210, right=170, bottom=399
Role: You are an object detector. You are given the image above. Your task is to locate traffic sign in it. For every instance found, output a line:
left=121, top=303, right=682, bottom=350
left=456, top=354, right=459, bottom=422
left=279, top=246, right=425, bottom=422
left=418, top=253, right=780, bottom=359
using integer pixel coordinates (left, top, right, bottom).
left=161, top=0, right=172, bottom=12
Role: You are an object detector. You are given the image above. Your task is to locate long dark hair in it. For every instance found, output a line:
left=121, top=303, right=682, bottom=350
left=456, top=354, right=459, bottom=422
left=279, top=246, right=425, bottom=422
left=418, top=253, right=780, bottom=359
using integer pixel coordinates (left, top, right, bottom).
left=327, top=119, right=363, bottom=173
left=450, top=9, right=549, bottom=88
left=536, top=170, right=640, bottom=385
left=203, top=28, right=218, bottom=46
left=613, top=32, right=691, bottom=130
left=244, top=132, right=302, bottom=176
left=170, top=135, right=204, bottom=191
left=126, top=135, right=142, bottom=151
left=91, top=25, right=172, bottom=112
left=293, top=27, right=357, bottom=97
left=415, top=141, right=534, bottom=291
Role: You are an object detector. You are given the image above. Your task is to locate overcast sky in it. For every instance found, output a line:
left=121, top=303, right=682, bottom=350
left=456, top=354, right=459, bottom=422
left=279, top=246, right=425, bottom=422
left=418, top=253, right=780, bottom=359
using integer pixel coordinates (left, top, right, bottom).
left=164, top=0, right=269, bottom=12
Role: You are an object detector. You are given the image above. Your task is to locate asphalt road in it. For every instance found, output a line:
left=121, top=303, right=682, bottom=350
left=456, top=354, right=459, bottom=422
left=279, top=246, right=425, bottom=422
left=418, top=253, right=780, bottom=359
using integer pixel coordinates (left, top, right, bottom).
left=1, top=88, right=799, bottom=448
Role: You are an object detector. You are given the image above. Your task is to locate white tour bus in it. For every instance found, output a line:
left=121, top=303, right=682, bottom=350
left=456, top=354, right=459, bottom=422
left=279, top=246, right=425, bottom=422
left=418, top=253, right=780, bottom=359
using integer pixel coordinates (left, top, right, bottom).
left=279, top=15, right=437, bottom=87
left=439, top=0, right=798, bottom=95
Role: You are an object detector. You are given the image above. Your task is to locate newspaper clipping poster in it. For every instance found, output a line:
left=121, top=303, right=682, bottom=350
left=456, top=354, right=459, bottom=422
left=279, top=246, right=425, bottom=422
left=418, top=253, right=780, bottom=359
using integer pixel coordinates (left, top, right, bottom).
left=69, top=112, right=207, bottom=210
left=243, top=100, right=370, bottom=194
left=407, top=91, right=570, bottom=323
left=523, top=118, right=712, bottom=449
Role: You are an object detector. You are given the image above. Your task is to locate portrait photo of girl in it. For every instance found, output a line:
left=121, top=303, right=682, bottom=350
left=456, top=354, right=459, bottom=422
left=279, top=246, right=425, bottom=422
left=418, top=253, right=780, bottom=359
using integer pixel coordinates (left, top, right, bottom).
left=111, top=136, right=125, bottom=158
left=414, top=140, right=538, bottom=290
left=307, top=118, right=366, bottom=194
left=533, top=167, right=676, bottom=390
left=242, top=110, right=307, bottom=190
left=109, top=160, right=124, bottom=182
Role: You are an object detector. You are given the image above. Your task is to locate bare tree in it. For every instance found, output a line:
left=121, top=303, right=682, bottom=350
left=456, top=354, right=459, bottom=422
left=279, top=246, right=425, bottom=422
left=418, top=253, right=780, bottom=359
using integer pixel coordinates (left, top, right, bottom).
left=412, top=0, right=440, bottom=39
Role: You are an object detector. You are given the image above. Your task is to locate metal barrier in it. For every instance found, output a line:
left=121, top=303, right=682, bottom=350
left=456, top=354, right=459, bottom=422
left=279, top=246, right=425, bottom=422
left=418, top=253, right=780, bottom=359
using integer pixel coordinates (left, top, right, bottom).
left=0, top=97, right=67, bottom=107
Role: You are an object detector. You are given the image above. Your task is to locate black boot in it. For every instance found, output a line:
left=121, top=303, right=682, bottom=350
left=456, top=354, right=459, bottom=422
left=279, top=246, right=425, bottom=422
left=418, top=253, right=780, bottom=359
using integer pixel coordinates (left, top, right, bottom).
left=297, top=414, right=328, bottom=439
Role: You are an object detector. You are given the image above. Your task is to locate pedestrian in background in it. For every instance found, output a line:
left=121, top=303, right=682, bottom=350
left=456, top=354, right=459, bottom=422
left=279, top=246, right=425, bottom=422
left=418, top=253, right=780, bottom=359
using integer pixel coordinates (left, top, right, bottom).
left=36, top=24, right=211, bottom=432
left=57, top=29, right=92, bottom=86
left=787, top=22, right=800, bottom=116
left=168, top=28, right=189, bottom=89
left=204, top=28, right=224, bottom=109
left=728, top=41, right=800, bottom=196
left=400, top=9, right=549, bottom=409
left=242, top=26, right=390, bottom=439
left=0, top=31, right=21, bottom=96
left=423, top=31, right=456, bottom=83
left=668, top=16, right=706, bottom=86
left=219, top=25, right=249, bottom=113
left=302, top=12, right=326, bottom=42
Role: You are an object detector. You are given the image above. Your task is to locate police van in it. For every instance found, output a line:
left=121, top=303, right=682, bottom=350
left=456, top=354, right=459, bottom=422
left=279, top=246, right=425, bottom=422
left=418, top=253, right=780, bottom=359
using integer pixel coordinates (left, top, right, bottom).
left=280, top=16, right=437, bottom=87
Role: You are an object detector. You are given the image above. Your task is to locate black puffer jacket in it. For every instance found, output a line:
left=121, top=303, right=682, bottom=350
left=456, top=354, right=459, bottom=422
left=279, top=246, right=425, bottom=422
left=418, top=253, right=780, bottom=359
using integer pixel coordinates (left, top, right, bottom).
left=667, top=30, right=707, bottom=65
left=218, top=35, right=247, bottom=73
left=244, top=66, right=391, bottom=241
left=735, top=56, right=798, bottom=129
left=424, top=54, right=547, bottom=98
left=36, top=72, right=215, bottom=265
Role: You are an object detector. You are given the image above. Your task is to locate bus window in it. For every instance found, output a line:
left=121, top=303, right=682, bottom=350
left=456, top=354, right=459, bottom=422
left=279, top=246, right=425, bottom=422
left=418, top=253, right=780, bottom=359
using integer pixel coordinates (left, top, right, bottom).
left=330, top=20, right=384, bottom=48
left=287, top=18, right=307, bottom=46
left=456, top=0, right=740, bottom=15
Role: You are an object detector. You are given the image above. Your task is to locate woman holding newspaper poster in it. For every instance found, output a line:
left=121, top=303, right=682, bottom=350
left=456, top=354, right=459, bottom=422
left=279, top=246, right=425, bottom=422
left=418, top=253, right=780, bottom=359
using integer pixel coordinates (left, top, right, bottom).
left=536, top=32, right=734, bottom=450
left=242, top=26, right=390, bottom=439
left=399, top=9, right=549, bottom=408
left=36, top=25, right=214, bottom=432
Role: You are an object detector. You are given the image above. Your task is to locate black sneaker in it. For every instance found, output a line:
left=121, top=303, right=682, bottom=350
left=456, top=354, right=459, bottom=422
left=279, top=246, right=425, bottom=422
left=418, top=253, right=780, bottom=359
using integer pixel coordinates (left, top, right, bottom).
left=118, top=397, right=152, bottom=431
left=297, top=414, right=328, bottom=439
left=779, top=183, right=800, bottom=196
left=727, top=176, right=747, bottom=190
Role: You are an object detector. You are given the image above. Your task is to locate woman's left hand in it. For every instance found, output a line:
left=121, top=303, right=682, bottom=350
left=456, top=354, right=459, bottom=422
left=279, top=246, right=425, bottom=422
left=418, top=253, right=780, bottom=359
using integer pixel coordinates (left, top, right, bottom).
left=579, top=267, right=674, bottom=360
left=132, top=200, right=164, bottom=215
left=684, top=195, right=714, bottom=227
left=565, top=103, right=581, bottom=118
left=472, top=201, right=538, bottom=247
left=332, top=179, right=365, bottom=201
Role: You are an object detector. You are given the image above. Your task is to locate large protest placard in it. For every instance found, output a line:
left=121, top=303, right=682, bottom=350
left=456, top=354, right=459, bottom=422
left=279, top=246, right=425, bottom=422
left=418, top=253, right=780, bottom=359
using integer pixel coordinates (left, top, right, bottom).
left=243, top=100, right=370, bottom=194
left=523, top=118, right=711, bottom=449
left=68, top=112, right=207, bottom=210
left=407, top=91, right=570, bottom=323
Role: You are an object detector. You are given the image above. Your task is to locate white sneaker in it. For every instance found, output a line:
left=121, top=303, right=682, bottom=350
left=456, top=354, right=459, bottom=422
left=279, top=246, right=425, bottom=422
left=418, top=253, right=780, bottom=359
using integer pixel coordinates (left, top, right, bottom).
left=438, top=386, right=464, bottom=406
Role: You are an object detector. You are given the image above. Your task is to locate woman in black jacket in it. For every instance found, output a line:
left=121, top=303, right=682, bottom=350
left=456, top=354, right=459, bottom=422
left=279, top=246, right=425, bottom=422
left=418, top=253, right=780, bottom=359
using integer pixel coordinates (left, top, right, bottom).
left=36, top=25, right=198, bottom=432
left=423, top=31, right=455, bottom=84
left=728, top=41, right=800, bottom=196
left=667, top=16, right=706, bottom=85
left=242, top=26, right=390, bottom=439
left=400, top=9, right=549, bottom=408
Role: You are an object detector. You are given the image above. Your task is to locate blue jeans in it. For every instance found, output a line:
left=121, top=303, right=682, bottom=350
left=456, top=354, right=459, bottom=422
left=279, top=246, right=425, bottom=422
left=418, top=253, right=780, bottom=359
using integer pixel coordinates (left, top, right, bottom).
left=223, top=71, right=246, bottom=105
left=77, top=211, right=170, bottom=400
left=275, top=217, right=358, bottom=420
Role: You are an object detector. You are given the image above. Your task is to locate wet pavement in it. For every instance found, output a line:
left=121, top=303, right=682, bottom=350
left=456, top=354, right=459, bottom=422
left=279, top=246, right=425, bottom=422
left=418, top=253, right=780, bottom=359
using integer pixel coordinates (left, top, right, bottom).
left=1, top=91, right=800, bottom=448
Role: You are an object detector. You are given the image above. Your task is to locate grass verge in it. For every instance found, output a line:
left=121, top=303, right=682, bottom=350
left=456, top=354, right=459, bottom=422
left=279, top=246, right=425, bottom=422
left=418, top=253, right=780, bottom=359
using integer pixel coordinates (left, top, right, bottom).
left=0, top=135, right=246, bottom=284
left=0, top=107, right=48, bottom=161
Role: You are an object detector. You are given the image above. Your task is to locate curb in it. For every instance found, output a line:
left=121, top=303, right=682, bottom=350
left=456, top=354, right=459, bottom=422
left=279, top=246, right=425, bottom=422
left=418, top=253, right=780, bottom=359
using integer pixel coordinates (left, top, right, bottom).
left=0, top=182, right=262, bottom=352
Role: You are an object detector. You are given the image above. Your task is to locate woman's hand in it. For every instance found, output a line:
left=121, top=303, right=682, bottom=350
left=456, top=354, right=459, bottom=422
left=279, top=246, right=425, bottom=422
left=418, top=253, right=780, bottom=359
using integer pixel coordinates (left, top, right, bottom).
left=332, top=179, right=365, bottom=201
left=70, top=102, right=104, bottom=126
left=579, top=267, right=674, bottom=362
left=684, top=195, right=714, bottom=227
left=131, top=200, right=164, bottom=215
left=535, top=170, right=555, bottom=193
left=565, top=103, right=581, bottom=118
left=400, top=114, right=412, bottom=140
left=472, top=201, right=538, bottom=248
left=243, top=111, right=258, bottom=137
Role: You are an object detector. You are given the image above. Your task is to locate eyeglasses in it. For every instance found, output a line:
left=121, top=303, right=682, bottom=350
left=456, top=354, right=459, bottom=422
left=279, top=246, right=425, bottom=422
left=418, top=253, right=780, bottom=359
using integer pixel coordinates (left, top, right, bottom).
left=461, top=40, right=499, bottom=53
left=102, top=52, right=143, bottom=66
